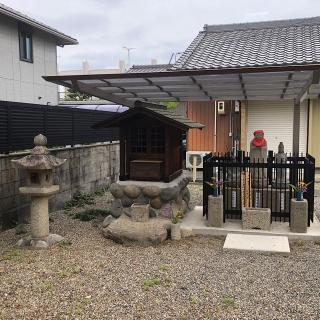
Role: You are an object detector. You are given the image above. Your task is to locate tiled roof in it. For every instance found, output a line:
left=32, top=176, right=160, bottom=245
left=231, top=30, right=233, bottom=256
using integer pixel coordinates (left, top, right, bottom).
left=0, top=3, right=78, bottom=45
left=172, top=16, right=320, bottom=70
left=93, top=101, right=204, bottom=130
left=127, top=64, right=172, bottom=73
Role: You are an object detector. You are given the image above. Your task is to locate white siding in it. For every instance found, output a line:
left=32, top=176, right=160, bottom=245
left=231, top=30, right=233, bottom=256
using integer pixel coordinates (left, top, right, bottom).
left=0, top=15, right=58, bottom=104
left=247, top=100, right=308, bottom=154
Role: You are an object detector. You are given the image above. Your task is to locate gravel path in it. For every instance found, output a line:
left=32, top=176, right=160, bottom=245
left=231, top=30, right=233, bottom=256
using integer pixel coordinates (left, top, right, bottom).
left=1, top=189, right=320, bottom=320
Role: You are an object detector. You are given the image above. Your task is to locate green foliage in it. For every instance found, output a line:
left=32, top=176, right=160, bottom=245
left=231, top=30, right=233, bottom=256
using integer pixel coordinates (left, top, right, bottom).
left=160, top=101, right=178, bottom=109
left=171, top=215, right=179, bottom=224
left=2, top=248, right=24, bottom=261
left=222, top=296, right=235, bottom=307
left=190, top=295, right=198, bottom=305
left=58, top=239, right=72, bottom=248
left=39, top=281, right=54, bottom=291
left=73, top=209, right=111, bottom=221
left=94, top=185, right=109, bottom=196
left=143, top=278, right=161, bottom=290
left=64, top=191, right=95, bottom=211
left=64, top=88, right=91, bottom=101
left=159, top=264, right=170, bottom=272
left=15, top=223, right=27, bottom=235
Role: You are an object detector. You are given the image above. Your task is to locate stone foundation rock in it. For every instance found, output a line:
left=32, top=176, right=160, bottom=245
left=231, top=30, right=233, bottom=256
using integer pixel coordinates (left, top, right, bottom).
left=102, top=215, right=170, bottom=245
left=17, top=233, right=64, bottom=249
left=109, top=174, right=191, bottom=219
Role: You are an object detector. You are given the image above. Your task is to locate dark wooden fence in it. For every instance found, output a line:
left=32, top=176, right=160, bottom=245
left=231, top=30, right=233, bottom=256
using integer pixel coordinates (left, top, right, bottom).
left=203, top=151, right=315, bottom=225
left=0, top=101, right=119, bottom=154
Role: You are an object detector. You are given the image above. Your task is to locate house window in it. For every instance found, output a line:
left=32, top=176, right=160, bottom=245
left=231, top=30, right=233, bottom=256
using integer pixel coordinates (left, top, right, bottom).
left=131, top=128, right=147, bottom=153
left=150, top=127, right=165, bottom=153
left=19, top=29, right=33, bottom=63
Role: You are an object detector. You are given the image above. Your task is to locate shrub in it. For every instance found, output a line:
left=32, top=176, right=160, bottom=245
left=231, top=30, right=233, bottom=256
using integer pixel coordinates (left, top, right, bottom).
left=15, top=223, right=27, bottom=235
left=64, top=192, right=95, bottom=211
left=73, top=209, right=111, bottom=221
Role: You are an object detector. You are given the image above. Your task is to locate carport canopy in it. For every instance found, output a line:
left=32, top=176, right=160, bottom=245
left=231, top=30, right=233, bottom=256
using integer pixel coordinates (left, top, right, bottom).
left=44, top=64, right=320, bottom=153
left=44, top=65, right=320, bottom=107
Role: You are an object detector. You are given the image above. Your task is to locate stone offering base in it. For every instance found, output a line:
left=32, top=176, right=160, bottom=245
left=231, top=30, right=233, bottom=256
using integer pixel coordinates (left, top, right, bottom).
left=290, top=199, right=308, bottom=233
left=109, top=174, right=191, bottom=219
left=242, top=207, right=271, bottom=231
left=102, top=215, right=170, bottom=245
left=17, top=233, right=64, bottom=249
left=208, top=195, right=223, bottom=227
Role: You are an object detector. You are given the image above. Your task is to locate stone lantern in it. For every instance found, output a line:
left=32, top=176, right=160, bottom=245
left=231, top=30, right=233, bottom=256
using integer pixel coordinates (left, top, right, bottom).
left=12, top=134, right=66, bottom=249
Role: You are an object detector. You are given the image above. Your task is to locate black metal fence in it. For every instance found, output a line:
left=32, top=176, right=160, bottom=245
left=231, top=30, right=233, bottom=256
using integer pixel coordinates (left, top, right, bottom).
left=203, top=151, right=315, bottom=225
left=0, top=101, right=119, bottom=154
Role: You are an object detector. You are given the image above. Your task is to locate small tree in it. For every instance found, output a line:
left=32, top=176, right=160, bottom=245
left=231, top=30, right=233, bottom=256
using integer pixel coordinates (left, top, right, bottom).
left=64, top=88, right=91, bottom=101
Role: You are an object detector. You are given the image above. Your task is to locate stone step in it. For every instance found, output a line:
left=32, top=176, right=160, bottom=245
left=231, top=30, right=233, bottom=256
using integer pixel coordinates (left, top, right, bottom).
left=223, top=233, right=290, bottom=256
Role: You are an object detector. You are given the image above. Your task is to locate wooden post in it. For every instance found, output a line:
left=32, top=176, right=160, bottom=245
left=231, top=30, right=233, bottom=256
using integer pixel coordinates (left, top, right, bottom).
left=292, top=99, right=300, bottom=155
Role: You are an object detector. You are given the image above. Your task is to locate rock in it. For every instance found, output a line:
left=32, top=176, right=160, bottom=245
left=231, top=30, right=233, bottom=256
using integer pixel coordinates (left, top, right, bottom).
left=149, top=207, right=157, bottom=218
left=134, top=195, right=149, bottom=205
left=47, top=234, right=64, bottom=246
left=181, top=199, right=188, bottom=213
left=102, top=215, right=114, bottom=228
left=16, top=237, right=30, bottom=247
left=178, top=178, right=188, bottom=191
left=142, top=186, right=161, bottom=198
left=160, top=203, right=173, bottom=219
left=181, top=227, right=193, bottom=238
left=103, top=215, right=169, bottom=245
left=123, top=185, right=141, bottom=198
left=150, top=197, right=162, bottom=209
left=110, top=183, right=124, bottom=198
left=121, top=196, right=134, bottom=207
left=160, top=186, right=179, bottom=202
left=182, top=187, right=190, bottom=202
left=110, top=199, right=123, bottom=218
left=123, top=208, right=132, bottom=217
left=175, top=193, right=183, bottom=205
left=31, top=240, right=49, bottom=249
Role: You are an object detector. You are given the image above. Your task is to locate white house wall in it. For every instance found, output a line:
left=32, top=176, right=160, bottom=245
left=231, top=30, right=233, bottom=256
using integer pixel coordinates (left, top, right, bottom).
left=247, top=100, right=308, bottom=155
left=0, top=15, right=58, bottom=105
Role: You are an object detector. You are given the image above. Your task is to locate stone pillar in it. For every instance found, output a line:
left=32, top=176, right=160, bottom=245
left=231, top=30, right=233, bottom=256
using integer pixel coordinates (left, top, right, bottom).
left=208, top=195, right=223, bottom=227
left=171, top=224, right=181, bottom=240
left=30, top=196, right=49, bottom=239
left=290, top=199, right=308, bottom=233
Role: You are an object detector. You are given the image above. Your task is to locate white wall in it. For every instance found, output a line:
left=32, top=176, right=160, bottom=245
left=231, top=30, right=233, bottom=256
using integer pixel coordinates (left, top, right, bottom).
left=247, top=100, right=308, bottom=154
left=0, top=15, right=58, bottom=105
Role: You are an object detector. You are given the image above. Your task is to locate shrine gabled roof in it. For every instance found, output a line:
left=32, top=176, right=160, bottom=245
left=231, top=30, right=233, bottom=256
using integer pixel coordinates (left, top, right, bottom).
left=93, top=101, right=204, bottom=131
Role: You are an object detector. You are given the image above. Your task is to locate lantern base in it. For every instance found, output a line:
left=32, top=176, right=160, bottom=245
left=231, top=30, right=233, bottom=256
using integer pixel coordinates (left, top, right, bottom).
left=17, top=233, right=64, bottom=250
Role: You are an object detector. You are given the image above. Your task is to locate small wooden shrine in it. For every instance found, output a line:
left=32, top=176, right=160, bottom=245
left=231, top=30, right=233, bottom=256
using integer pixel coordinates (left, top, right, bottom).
left=94, top=101, right=204, bottom=182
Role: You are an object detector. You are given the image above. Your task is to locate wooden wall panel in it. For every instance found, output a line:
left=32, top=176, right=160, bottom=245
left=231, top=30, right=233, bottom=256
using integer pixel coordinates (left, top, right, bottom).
left=187, top=101, right=215, bottom=152
left=187, top=101, right=241, bottom=154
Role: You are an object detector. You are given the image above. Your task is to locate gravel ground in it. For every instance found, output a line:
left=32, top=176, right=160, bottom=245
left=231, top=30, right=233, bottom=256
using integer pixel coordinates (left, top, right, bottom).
left=1, top=188, right=320, bottom=320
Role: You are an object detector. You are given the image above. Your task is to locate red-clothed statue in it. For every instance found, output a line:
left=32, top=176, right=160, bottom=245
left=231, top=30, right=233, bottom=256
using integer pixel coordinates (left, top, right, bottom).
left=250, top=130, right=268, bottom=188
left=251, top=130, right=267, bottom=148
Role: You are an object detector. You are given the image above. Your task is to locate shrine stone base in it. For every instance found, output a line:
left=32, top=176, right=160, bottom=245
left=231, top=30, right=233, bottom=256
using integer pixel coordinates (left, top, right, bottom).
left=109, top=173, right=191, bottom=219
left=242, top=207, right=271, bottom=231
left=17, top=233, right=64, bottom=249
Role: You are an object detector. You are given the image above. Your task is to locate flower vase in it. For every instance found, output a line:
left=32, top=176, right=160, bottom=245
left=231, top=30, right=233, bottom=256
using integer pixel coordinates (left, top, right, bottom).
left=296, top=191, right=303, bottom=201
left=212, top=188, right=219, bottom=197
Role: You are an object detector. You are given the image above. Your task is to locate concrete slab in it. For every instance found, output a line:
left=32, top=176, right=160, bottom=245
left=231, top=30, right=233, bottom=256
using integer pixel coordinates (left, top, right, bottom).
left=223, top=233, right=290, bottom=256
left=182, top=206, right=320, bottom=240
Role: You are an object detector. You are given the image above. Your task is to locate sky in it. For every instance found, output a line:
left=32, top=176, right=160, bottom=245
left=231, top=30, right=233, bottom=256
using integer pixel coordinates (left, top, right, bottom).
left=4, top=0, right=320, bottom=71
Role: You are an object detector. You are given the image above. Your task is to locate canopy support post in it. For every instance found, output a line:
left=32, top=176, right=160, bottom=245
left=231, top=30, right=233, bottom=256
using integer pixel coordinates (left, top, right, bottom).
left=292, top=99, right=300, bottom=155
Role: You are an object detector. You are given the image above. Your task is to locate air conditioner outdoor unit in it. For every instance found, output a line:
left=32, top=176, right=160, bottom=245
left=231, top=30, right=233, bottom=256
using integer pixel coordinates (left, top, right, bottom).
left=186, top=151, right=211, bottom=169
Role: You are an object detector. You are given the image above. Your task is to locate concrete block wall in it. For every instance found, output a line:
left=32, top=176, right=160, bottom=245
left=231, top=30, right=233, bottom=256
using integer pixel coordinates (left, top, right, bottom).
left=0, top=142, right=120, bottom=228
